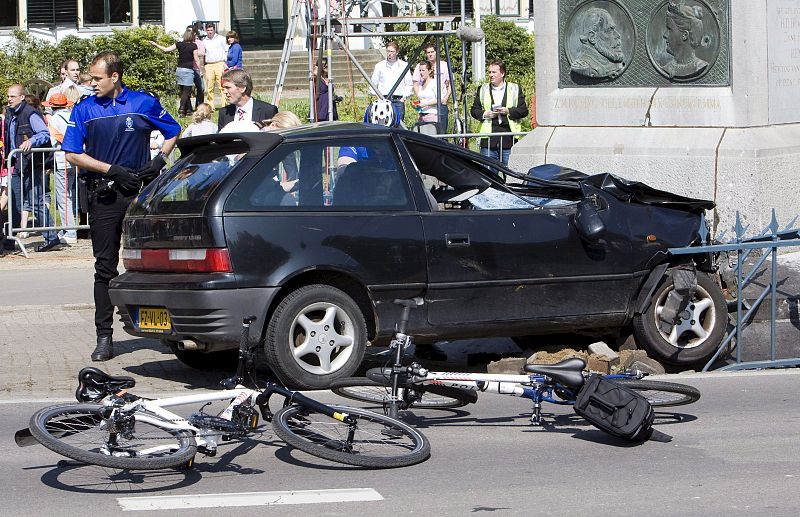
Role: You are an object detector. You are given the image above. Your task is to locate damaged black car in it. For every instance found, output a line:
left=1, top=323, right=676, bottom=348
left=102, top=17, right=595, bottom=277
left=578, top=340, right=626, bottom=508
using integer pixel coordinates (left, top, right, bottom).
left=109, top=123, right=727, bottom=389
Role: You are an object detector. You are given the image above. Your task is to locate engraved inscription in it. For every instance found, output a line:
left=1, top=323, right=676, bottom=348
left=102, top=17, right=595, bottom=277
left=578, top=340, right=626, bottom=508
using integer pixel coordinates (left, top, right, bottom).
left=646, top=0, right=721, bottom=82
left=552, top=96, right=721, bottom=111
left=564, top=1, right=636, bottom=81
left=768, top=1, right=800, bottom=123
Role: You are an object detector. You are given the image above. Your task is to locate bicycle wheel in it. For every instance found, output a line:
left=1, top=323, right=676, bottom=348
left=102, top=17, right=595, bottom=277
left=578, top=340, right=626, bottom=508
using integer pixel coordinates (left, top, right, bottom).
left=331, top=377, right=473, bottom=409
left=30, top=404, right=197, bottom=470
left=273, top=404, right=430, bottom=468
left=614, top=379, right=701, bottom=407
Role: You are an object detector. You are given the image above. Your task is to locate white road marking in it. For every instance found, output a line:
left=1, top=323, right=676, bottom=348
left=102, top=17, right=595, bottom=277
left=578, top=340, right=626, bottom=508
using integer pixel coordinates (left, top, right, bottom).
left=117, top=488, right=383, bottom=511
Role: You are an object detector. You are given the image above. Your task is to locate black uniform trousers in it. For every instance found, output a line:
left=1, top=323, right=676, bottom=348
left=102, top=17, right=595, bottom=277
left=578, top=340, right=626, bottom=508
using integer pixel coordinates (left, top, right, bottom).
left=88, top=188, right=136, bottom=337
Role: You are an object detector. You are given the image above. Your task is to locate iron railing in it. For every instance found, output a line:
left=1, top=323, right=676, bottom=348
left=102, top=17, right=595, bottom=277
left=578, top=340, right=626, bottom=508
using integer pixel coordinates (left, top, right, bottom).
left=670, top=211, right=800, bottom=371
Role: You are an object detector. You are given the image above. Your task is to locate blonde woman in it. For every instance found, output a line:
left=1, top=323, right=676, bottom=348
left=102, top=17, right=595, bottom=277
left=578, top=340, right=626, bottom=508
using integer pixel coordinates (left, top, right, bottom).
left=181, top=103, right=217, bottom=137
left=260, top=111, right=302, bottom=131
left=261, top=111, right=302, bottom=195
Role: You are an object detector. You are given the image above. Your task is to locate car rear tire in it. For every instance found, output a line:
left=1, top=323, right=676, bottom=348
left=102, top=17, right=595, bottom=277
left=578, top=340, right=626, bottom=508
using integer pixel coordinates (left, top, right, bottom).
left=633, top=271, right=727, bottom=366
left=165, top=340, right=238, bottom=371
left=265, top=284, right=367, bottom=390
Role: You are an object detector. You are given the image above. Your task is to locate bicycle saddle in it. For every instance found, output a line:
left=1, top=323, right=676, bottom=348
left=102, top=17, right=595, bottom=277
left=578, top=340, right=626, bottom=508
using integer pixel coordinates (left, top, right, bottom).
left=75, top=367, right=136, bottom=402
left=524, top=358, right=586, bottom=389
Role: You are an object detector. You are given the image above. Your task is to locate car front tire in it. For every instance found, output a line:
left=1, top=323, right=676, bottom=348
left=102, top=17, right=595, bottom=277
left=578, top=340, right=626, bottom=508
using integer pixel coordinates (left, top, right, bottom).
left=633, top=271, right=728, bottom=366
left=265, top=284, right=367, bottom=390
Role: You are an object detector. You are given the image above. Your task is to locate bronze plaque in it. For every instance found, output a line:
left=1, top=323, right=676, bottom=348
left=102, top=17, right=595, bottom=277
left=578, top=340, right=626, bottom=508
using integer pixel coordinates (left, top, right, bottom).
left=564, top=1, right=637, bottom=81
left=559, top=0, right=731, bottom=87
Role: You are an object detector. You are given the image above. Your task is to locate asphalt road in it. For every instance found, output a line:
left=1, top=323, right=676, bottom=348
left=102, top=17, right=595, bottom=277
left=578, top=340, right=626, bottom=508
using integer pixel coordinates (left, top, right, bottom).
left=2, top=370, right=799, bottom=516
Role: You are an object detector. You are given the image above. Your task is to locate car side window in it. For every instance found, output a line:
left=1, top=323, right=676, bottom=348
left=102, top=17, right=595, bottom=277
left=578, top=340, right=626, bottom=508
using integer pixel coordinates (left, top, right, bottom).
left=226, top=138, right=413, bottom=212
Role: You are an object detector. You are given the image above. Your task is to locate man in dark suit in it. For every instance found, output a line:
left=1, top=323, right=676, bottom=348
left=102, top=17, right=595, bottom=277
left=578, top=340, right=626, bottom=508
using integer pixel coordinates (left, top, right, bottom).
left=217, top=69, right=278, bottom=131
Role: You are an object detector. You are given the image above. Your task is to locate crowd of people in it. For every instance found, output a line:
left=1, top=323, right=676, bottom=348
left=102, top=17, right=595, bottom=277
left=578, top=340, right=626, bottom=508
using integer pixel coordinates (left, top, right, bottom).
left=1, top=58, right=96, bottom=254
left=146, top=26, right=528, bottom=155
left=368, top=41, right=528, bottom=165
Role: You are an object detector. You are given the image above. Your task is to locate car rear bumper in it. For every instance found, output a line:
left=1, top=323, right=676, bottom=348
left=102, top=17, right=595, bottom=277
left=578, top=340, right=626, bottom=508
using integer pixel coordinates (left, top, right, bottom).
left=110, top=287, right=279, bottom=351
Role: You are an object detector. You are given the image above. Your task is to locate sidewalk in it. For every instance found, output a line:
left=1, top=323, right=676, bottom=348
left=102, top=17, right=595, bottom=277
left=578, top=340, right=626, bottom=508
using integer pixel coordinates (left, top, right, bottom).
left=0, top=240, right=224, bottom=401
left=0, top=303, right=227, bottom=402
left=0, top=236, right=94, bottom=271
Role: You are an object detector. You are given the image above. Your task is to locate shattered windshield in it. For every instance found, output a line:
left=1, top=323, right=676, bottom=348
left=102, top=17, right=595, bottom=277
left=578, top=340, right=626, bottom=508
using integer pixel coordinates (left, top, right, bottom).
left=405, top=141, right=576, bottom=210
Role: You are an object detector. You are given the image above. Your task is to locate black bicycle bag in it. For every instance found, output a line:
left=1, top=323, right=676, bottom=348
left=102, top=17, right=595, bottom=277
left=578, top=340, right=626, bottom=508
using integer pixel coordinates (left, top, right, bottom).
left=573, top=374, right=654, bottom=442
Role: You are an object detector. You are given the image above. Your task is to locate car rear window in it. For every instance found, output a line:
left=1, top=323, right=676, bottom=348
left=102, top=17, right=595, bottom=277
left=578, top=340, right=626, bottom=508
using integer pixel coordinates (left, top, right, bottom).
left=128, top=144, right=250, bottom=216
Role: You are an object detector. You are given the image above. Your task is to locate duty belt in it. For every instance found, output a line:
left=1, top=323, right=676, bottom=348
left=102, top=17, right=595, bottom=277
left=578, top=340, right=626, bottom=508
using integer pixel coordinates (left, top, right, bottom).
left=84, top=175, right=110, bottom=191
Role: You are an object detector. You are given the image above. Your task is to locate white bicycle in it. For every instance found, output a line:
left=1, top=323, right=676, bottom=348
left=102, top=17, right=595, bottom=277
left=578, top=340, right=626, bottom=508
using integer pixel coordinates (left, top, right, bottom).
left=20, top=317, right=430, bottom=470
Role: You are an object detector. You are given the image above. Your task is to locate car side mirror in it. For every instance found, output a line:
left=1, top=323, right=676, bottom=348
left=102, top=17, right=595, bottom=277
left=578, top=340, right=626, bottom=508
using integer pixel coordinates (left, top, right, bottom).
left=574, top=197, right=606, bottom=242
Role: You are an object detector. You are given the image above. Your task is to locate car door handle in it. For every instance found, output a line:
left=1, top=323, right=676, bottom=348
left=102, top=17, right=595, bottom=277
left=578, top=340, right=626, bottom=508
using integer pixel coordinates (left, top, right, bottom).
left=445, top=233, right=470, bottom=247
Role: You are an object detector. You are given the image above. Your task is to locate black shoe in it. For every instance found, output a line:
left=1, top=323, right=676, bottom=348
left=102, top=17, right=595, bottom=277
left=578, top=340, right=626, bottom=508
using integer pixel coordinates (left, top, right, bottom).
left=91, top=336, right=113, bottom=361
left=35, top=240, right=61, bottom=253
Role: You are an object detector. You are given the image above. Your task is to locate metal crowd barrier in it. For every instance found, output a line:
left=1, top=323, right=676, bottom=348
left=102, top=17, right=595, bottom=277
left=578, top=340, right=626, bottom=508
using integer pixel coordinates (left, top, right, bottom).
left=670, top=211, right=800, bottom=371
left=428, top=130, right=530, bottom=156
left=4, top=147, right=89, bottom=258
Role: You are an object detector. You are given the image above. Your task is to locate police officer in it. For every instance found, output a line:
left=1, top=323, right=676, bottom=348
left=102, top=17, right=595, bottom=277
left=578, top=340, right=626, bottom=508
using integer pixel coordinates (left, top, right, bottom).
left=63, top=51, right=181, bottom=361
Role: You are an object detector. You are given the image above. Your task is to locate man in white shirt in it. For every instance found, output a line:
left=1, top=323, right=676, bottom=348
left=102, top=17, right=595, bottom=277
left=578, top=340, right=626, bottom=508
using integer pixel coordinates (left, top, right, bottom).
left=202, top=23, right=229, bottom=107
left=44, top=61, right=68, bottom=104
left=45, top=59, right=93, bottom=105
left=371, top=41, right=413, bottom=124
left=412, top=42, right=452, bottom=133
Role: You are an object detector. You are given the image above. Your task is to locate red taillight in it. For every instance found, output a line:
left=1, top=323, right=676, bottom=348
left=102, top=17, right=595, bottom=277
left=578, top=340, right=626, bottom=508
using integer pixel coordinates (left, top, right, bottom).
left=122, top=248, right=232, bottom=273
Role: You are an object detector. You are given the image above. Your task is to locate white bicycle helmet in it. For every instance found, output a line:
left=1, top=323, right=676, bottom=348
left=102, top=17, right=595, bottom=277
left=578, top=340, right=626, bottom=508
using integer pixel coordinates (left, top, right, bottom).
left=366, top=99, right=396, bottom=127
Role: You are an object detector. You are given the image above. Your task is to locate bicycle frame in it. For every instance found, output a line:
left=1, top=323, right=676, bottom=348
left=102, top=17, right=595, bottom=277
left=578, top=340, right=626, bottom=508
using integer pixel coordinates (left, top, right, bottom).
left=103, top=380, right=354, bottom=455
left=100, top=386, right=259, bottom=454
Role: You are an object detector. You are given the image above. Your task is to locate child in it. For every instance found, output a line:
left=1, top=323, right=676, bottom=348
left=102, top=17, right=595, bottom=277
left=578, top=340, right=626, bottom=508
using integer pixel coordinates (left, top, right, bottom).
left=181, top=103, right=218, bottom=137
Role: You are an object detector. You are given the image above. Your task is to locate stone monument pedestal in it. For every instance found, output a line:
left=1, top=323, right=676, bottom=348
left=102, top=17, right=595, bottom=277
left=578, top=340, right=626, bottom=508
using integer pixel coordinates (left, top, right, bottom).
left=511, top=0, right=800, bottom=233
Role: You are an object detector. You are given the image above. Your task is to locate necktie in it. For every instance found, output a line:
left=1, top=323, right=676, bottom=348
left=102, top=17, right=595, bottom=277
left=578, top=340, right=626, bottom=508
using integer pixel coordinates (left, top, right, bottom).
left=237, top=108, right=245, bottom=121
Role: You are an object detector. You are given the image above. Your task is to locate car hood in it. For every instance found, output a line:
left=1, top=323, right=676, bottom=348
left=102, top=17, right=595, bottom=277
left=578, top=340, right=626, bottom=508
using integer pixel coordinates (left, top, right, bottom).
left=523, top=164, right=715, bottom=214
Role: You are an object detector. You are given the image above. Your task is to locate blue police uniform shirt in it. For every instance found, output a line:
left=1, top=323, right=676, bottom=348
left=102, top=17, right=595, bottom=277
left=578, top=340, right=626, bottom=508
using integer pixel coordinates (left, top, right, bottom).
left=339, top=146, right=369, bottom=162
left=62, top=86, right=181, bottom=171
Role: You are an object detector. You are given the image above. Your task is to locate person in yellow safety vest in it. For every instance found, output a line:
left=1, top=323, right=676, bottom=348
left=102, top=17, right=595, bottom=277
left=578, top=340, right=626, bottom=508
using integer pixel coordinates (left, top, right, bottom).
left=470, top=60, right=528, bottom=167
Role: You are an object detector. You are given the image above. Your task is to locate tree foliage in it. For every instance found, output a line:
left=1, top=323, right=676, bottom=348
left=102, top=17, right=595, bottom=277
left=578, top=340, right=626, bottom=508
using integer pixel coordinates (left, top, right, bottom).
left=0, top=25, right=178, bottom=100
left=390, top=17, right=534, bottom=87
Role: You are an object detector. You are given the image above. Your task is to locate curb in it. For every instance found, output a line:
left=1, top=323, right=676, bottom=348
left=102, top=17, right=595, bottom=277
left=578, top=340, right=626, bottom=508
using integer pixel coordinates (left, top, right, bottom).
left=2, top=303, right=95, bottom=313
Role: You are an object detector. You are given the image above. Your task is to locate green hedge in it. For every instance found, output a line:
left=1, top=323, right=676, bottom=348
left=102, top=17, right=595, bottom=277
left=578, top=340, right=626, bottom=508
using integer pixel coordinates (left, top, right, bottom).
left=0, top=26, right=178, bottom=101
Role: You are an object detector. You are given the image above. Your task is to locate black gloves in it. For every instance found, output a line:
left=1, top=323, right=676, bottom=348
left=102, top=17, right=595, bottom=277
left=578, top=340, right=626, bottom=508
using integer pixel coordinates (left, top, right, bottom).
left=137, top=153, right=167, bottom=185
left=106, top=164, right=141, bottom=192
